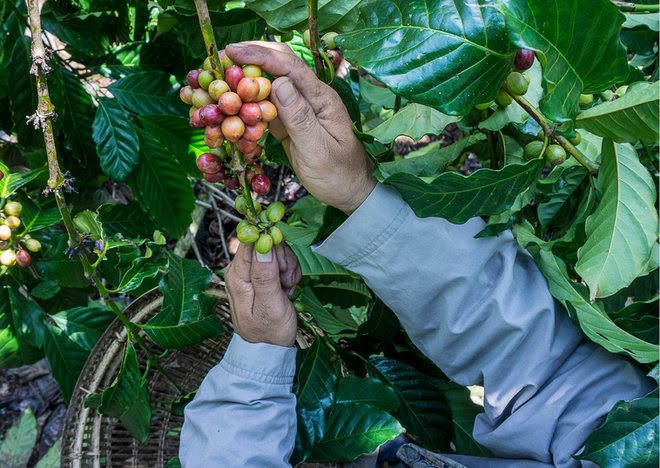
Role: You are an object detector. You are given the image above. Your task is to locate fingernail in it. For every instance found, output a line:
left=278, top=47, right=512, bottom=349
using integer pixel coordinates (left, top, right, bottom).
left=256, top=251, right=273, bottom=263
left=227, top=43, right=244, bottom=50
left=276, top=80, right=297, bottom=106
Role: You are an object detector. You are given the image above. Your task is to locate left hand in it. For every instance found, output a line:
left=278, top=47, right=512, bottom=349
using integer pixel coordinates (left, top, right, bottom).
left=224, top=242, right=301, bottom=347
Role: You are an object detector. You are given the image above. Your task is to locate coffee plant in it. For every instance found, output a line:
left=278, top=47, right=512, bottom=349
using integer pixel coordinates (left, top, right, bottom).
left=0, top=0, right=657, bottom=466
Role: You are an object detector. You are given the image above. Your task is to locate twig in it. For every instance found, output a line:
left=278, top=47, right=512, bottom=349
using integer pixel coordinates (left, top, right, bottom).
left=307, top=0, right=323, bottom=76
left=274, top=166, right=285, bottom=201
left=209, top=196, right=230, bottom=262
left=613, top=1, right=660, bottom=12
left=195, top=200, right=213, bottom=209
left=203, top=180, right=235, bottom=207
left=193, top=0, right=224, bottom=80
left=220, top=209, right=242, bottom=223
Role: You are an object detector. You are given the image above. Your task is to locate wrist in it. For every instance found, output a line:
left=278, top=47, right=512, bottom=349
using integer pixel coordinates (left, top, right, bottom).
left=341, top=176, right=377, bottom=215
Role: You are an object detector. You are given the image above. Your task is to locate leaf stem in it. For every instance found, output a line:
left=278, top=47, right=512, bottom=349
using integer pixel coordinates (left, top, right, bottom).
left=307, top=0, right=323, bottom=76
left=614, top=1, right=660, bottom=12
left=193, top=0, right=224, bottom=80
left=503, top=88, right=600, bottom=176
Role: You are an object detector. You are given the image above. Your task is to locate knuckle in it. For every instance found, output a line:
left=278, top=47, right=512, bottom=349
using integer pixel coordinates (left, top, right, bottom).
left=251, top=270, right=276, bottom=288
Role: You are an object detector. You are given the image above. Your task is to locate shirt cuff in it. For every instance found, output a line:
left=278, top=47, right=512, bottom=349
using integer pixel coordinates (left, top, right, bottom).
left=219, top=334, right=297, bottom=385
left=314, top=183, right=409, bottom=267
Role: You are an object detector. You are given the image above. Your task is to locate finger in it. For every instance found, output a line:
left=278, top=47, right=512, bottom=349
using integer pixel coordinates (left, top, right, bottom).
left=276, top=244, right=300, bottom=290
left=268, top=116, right=288, bottom=141
left=230, top=241, right=254, bottom=283
left=250, top=247, right=283, bottom=306
left=269, top=77, right=327, bottom=146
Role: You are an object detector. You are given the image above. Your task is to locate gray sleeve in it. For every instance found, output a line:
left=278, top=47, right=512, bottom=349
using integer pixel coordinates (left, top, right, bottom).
left=314, top=184, right=653, bottom=468
left=180, top=333, right=296, bottom=468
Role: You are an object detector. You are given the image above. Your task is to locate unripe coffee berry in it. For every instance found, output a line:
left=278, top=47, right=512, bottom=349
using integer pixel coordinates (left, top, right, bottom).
left=239, top=103, right=262, bottom=125
left=545, top=145, right=566, bottom=166
left=255, top=233, right=274, bottom=254
left=322, top=32, right=338, bottom=49
left=495, top=89, right=513, bottom=107
left=198, top=70, right=214, bottom=90
left=202, top=56, right=213, bottom=72
left=0, top=249, right=16, bottom=266
left=5, top=216, right=20, bottom=229
left=225, top=65, right=245, bottom=92
left=255, top=78, right=272, bottom=101
left=235, top=195, right=249, bottom=215
left=15, top=249, right=31, bottom=267
left=209, top=80, right=230, bottom=101
left=237, top=224, right=260, bottom=244
left=569, top=132, right=582, bottom=146
left=197, top=153, right=223, bottom=174
left=294, top=300, right=305, bottom=312
left=303, top=29, right=311, bottom=48
left=25, top=238, right=41, bottom=252
left=222, top=116, right=246, bottom=142
left=0, top=225, right=11, bottom=241
left=251, top=174, right=271, bottom=195
left=219, top=50, right=234, bottom=70
left=266, top=201, right=285, bottom=223
left=506, top=72, right=528, bottom=96
left=179, top=86, right=194, bottom=105
left=269, top=226, right=284, bottom=245
left=237, top=78, right=260, bottom=103
left=523, top=141, right=545, bottom=160
left=514, top=49, right=535, bottom=71
left=257, top=101, right=278, bottom=122
left=243, top=123, right=265, bottom=142
left=579, top=94, right=594, bottom=107
left=475, top=101, right=493, bottom=111
left=218, top=92, right=242, bottom=116
left=187, top=69, right=202, bottom=88
left=192, top=89, right=214, bottom=108
left=4, top=201, right=22, bottom=216
left=243, top=65, right=262, bottom=78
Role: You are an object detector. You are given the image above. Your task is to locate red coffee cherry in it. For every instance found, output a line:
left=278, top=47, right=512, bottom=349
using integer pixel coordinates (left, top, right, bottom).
left=246, top=164, right=264, bottom=183
left=224, top=177, right=240, bottom=189
left=190, top=108, right=205, bottom=128
left=236, top=138, right=259, bottom=155
left=236, top=77, right=260, bottom=103
left=197, top=153, right=223, bottom=174
left=328, top=49, right=342, bottom=69
left=242, top=123, right=265, bottom=142
left=218, top=92, right=242, bottom=116
left=239, top=103, right=262, bottom=125
left=187, top=69, right=202, bottom=88
left=204, top=125, right=224, bottom=148
left=257, top=100, right=278, bottom=123
left=222, top=116, right=246, bottom=142
left=251, top=174, right=271, bottom=195
left=514, top=49, right=535, bottom=71
left=199, top=104, right=225, bottom=126
left=225, top=65, right=245, bottom=92
left=15, top=249, right=31, bottom=268
left=203, top=170, right=227, bottom=183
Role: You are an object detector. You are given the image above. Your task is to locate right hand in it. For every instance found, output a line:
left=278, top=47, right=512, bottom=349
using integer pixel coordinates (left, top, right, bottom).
left=226, top=42, right=377, bottom=214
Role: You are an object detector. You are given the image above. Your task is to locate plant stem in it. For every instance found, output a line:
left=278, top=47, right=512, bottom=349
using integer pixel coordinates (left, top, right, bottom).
left=307, top=0, right=323, bottom=76
left=614, top=1, right=660, bottom=12
left=193, top=0, right=223, bottom=80
left=503, top=89, right=600, bottom=176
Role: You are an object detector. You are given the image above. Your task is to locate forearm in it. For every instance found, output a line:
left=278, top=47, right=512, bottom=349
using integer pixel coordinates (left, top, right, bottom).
left=180, top=334, right=297, bottom=468
left=315, top=183, right=652, bottom=466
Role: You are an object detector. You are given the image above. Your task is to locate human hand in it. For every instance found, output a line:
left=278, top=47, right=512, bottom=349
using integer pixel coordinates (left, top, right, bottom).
left=226, top=42, right=377, bottom=214
left=224, top=242, right=302, bottom=347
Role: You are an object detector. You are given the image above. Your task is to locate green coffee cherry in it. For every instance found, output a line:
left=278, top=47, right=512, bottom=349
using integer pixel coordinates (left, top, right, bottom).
left=600, top=90, right=614, bottom=102
left=615, top=85, right=628, bottom=98
left=506, top=72, right=529, bottom=96
left=4, top=201, right=22, bottom=216
left=569, top=132, right=582, bottom=146
left=266, top=201, right=285, bottom=223
left=235, top=195, right=248, bottom=215
left=237, top=224, right=259, bottom=244
left=303, top=30, right=311, bottom=48
left=25, top=239, right=42, bottom=253
left=255, top=233, right=274, bottom=254
left=475, top=101, right=493, bottom=111
left=294, top=300, right=305, bottom=312
left=202, top=57, right=213, bottom=72
left=545, top=145, right=566, bottom=166
left=321, top=32, right=338, bottom=49
left=523, top=141, right=545, bottom=160
left=579, top=94, right=594, bottom=107
left=198, top=70, right=214, bottom=90
left=495, top=90, right=513, bottom=107
left=269, top=226, right=284, bottom=245
left=259, top=211, right=269, bottom=224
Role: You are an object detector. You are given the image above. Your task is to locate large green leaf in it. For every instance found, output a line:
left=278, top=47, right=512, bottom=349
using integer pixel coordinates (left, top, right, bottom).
left=368, top=357, right=452, bottom=451
left=576, top=82, right=659, bottom=144
left=575, top=141, right=657, bottom=299
left=537, top=166, right=588, bottom=229
left=609, top=297, right=659, bottom=345
left=336, top=377, right=399, bottom=412
left=97, top=202, right=154, bottom=238
left=288, top=243, right=356, bottom=278
left=384, top=160, right=541, bottom=223
left=93, top=98, right=140, bottom=181
left=311, top=402, right=404, bottom=462
left=368, top=104, right=459, bottom=143
left=337, top=0, right=514, bottom=116
left=109, top=71, right=186, bottom=116
left=132, top=129, right=195, bottom=237
left=537, top=249, right=658, bottom=363
left=243, top=0, right=363, bottom=32
left=0, top=409, right=37, bottom=468
left=213, top=8, right=266, bottom=48
left=0, top=289, right=42, bottom=368
left=36, top=249, right=89, bottom=289
left=16, top=194, right=61, bottom=233
left=300, top=288, right=360, bottom=339
left=0, top=164, right=46, bottom=199
left=141, top=315, right=222, bottom=350
left=580, top=390, right=658, bottom=467
left=496, top=0, right=630, bottom=123
left=85, top=342, right=152, bottom=443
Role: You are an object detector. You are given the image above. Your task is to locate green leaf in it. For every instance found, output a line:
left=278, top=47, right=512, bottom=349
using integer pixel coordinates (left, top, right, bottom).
left=36, top=246, right=89, bottom=288
left=580, top=390, right=658, bottom=467
left=496, top=0, right=630, bottom=123
left=16, top=194, right=61, bottom=234
left=7, top=287, right=48, bottom=348
left=336, top=377, right=399, bottom=412
left=132, top=129, right=195, bottom=237
left=243, top=0, right=363, bottom=32
left=9, top=35, right=37, bottom=146
left=0, top=166, right=46, bottom=199
left=113, top=252, right=166, bottom=294
left=213, top=8, right=266, bottom=48
left=0, top=409, right=37, bottom=468
left=368, top=357, right=452, bottom=451
left=368, top=104, right=460, bottom=143
left=97, top=202, right=154, bottom=238
left=141, top=315, right=222, bottom=350
left=299, top=288, right=360, bottom=339
left=623, top=13, right=660, bottom=31
left=31, top=279, right=61, bottom=300
left=93, top=98, right=140, bottom=181
left=337, top=0, right=514, bottom=116
left=311, top=402, right=404, bottom=462
left=73, top=210, right=104, bottom=241
left=288, top=242, right=356, bottom=278
left=576, top=81, right=659, bottom=144
left=575, top=141, right=658, bottom=299
left=109, top=71, right=186, bottom=116
left=384, top=160, right=541, bottom=224
left=35, top=439, right=61, bottom=468
left=537, top=166, right=588, bottom=229
left=609, top=297, right=659, bottom=345
left=85, top=342, right=152, bottom=443
left=537, top=249, right=659, bottom=363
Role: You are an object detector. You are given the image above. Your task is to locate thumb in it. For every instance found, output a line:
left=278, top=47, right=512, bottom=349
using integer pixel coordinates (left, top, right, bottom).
left=250, top=248, right=283, bottom=301
left=270, top=77, right=322, bottom=141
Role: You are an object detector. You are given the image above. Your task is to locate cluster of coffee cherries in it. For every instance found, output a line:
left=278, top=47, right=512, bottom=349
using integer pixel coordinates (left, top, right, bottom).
left=179, top=51, right=276, bottom=195
left=234, top=197, right=285, bottom=254
left=302, top=30, right=343, bottom=70
left=0, top=201, right=42, bottom=269
left=522, top=130, right=581, bottom=166
left=475, top=49, right=534, bottom=111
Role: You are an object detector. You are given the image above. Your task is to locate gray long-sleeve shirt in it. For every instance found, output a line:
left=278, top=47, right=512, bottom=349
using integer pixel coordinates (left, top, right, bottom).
left=180, top=184, right=653, bottom=467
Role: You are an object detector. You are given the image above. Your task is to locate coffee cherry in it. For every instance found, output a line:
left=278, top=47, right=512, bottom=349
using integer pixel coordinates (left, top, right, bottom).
left=235, top=195, right=249, bottom=215
left=222, top=116, right=246, bottom=142
left=0, top=249, right=16, bottom=266
left=204, top=125, right=224, bottom=148
left=236, top=138, right=259, bottom=156
left=244, top=147, right=263, bottom=163
left=5, top=216, right=20, bottom=229
left=224, top=178, right=240, bottom=189
left=0, top=240, right=8, bottom=250
left=198, top=70, right=214, bottom=90
left=514, top=49, right=535, bottom=71
left=545, top=145, right=566, bottom=166
left=475, top=101, right=493, bottom=111
left=218, top=92, right=243, bottom=116
left=243, top=65, right=262, bottom=78
left=25, top=238, right=41, bottom=252
left=523, top=141, right=545, bottom=160
left=0, top=225, right=11, bottom=241
left=600, top=90, right=614, bottom=101
left=303, top=29, right=311, bottom=48
left=237, top=224, right=260, bottom=244
left=203, top=170, right=227, bottom=183
left=259, top=210, right=269, bottom=224
left=615, top=85, right=628, bottom=98
left=15, top=249, right=31, bottom=268
left=255, top=233, right=273, bottom=254
left=266, top=201, right=285, bottom=223
left=191, top=108, right=206, bottom=129
left=236, top=78, right=260, bottom=103
left=202, top=56, right=213, bottom=72
left=4, top=201, right=22, bottom=216
left=192, top=88, right=214, bottom=108
left=209, top=80, right=230, bottom=101
left=328, top=49, right=342, bottom=69
left=219, top=50, right=234, bottom=70
left=294, top=300, right=305, bottom=312
left=254, top=78, right=272, bottom=101
left=579, top=94, right=594, bottom=107
left=257, top=101, right=278, bottom=122
left=236, top=219, right=250, bottom=232
left=243, top=123, right=265, bottom=142
left=251, top=174, right=271, bottom=195
left=197, top=153, right=223, bottom=174
left=199, top=104, right=224, bottom=126
left=569, top=132, right=582, bottom=146
left=506, top=72, right=529, bottom=96
left=187, top=69, right=202, bottom=88
left=269, top=226, right=284, bottom=245
left=322, top=32, right=338, bottom=49
left=246, top=164, right=265, bottom=183
left=179, top=86, right=194, bottom=105
left=495, top=89, right=513, bottom=107
left=225, top=65, right=245, bottom=92
left=239, top=103, right=262, bottom=125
